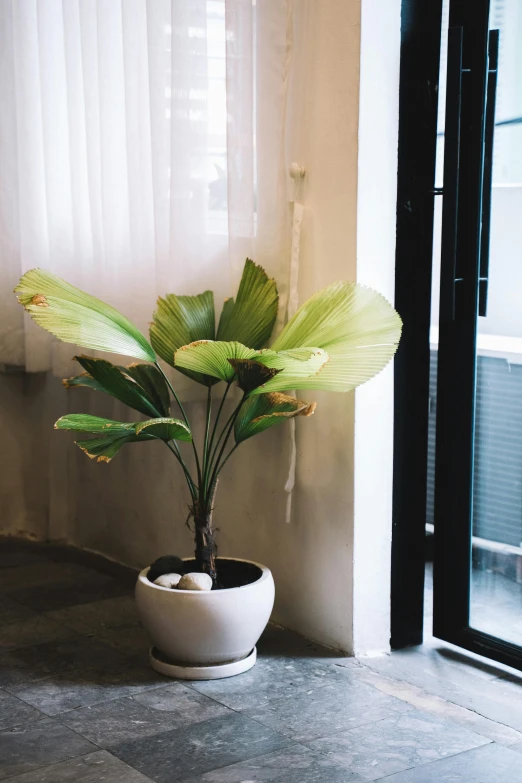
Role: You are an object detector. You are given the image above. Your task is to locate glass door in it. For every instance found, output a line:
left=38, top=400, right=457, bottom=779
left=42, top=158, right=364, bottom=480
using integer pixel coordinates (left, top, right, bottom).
left=470, top=0, right=522, bottom=648
left=433, top=0, right=522, bottom=669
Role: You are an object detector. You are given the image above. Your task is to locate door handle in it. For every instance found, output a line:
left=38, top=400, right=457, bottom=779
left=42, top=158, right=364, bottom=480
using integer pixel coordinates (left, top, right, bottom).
left=479, top=29, right=499, bottom=317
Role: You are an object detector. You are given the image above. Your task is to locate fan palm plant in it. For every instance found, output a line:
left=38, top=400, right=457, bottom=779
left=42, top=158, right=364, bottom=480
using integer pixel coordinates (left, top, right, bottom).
left=15, top=260, right=402, bottom=582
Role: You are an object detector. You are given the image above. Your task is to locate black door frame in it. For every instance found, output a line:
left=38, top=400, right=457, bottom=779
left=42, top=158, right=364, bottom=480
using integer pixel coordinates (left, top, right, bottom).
left=433, top=0, right=522, bottom=672
left=392, top=0, right=522, bottom=672
left=391, top=0, right=443, bottom=649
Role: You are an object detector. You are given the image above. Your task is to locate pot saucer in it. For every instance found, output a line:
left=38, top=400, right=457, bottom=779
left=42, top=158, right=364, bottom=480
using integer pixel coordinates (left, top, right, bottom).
left=149, top=646, right=257, bottom=680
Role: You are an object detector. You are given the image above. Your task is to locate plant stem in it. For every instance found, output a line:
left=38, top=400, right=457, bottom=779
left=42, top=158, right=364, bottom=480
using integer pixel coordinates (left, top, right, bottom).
left=214, top=443, right=239, bottom=479
left=154, top=362, right=189, bottom=425
left=154, top=361, right=202, bottom=489
left=191, top=481, right=218, bottom=581
left=206, top=382, right=231, bottom=468
left=201, top=386, right=213, bottom=498
left=206, top=442, right=240, bottom=510
left=208, top=399, right=237, bottom=475
left=207, top=393, right=246, bottom=494
left=165, top=442, right=197, bottom=500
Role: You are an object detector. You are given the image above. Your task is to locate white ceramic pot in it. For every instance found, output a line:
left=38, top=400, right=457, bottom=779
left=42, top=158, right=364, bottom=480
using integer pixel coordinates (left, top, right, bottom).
left=135, top=557, right=275, bottom=680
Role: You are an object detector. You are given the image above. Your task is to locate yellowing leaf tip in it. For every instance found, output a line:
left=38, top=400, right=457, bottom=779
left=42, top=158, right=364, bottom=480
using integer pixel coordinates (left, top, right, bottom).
left=75, top=442, right=98, bottom=459
left=31, top=294, right=49, bottom=307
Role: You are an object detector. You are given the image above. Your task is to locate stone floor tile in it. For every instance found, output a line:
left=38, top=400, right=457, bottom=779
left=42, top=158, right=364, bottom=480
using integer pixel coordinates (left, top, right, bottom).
left=258, top=625, right=362, bottom=670
left=0, top=542, right=52, bottom=569
left=242, top=679, right=412, bottom=742
left=132, top=681, right=229, bottom=716
left=110, top=712, right=291, bottom=783
left=0, top=650, right=57, bottom=690
left=45, top=595, right=139, bottom=634
left=189, top=655, right=354, bottom=711
left=2, top=635, right=129, bottom=690
left=179, top=745, right=365, bottom=782
left=0, top=633, right=158, bottom=697
left=61, top=686, right=230, bottom=746
left=365, top=652, right=522, bottom=732
left=352, top=665, right=522, bottom=747
left=421, top=637, right=521, bottom=681
left=12, top=658, right=166, bottom=716
left=0, top=643, right=77, bottom=690
left=1, top=616, right=75, bottom=652
left=366, top=643, right=511, bottom=690
left=9, top=575, right=131, bottom=612
left=6, top=676, right=109, bottom=718
left=0, top=690, right=43, bottom=732
left=374, top=742, right=522, bottom=782
left=0, top=717, right=95, bottom=780
left=0, top=563, right=84, bottom=593
left=496, top=669, right=522, bottom=687
left=0, top=750, right=155, bottom=783
left=308, top=708, right=490, bottom=780
left=0, top=596, right=38, bottom=625
left=93, top=623, right=151, bottom=659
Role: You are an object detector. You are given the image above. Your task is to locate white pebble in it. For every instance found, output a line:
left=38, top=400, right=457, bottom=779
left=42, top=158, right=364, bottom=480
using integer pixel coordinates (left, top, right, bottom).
left=177, top=572, right=212, bottom=591
left=154, top=573, right=182, bottom=588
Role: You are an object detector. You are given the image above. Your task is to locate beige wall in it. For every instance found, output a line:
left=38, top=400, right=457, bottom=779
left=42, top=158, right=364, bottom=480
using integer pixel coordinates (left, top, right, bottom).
left=353, top=0, right=401, bottom=654
left=0, top=373, right=50, bottom=540
left=0, top=0, right=400, bottom=654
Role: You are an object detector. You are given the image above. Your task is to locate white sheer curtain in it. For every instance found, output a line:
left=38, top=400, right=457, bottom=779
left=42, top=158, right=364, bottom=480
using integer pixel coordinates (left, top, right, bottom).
left=0, top=0, right=294, bottom=382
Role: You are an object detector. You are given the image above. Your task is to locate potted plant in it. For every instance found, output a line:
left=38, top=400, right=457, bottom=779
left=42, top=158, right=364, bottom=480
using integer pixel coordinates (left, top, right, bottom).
left=14, top=260, right=401, bottom=679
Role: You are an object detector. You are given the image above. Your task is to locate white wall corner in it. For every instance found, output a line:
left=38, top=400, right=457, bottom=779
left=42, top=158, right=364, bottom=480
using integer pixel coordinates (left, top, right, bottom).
left=352, top=0, right=402, bottom=656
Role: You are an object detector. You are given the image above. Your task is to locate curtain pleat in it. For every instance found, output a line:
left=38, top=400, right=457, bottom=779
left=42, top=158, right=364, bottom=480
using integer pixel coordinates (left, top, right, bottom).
left=0, top=1, right=23, bottom=366
left=225, top=0, right=293, bottom=329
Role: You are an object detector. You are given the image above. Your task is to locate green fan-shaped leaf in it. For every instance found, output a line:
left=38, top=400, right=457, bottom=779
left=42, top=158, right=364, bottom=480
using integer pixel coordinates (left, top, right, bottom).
left=55, top=413, right=190, bottom=440
left=227, top=359, right=281, bottom=393
left=270, top=282, right=402, bottom=392
left=235, top=392, right=317, bottom=443
left=122, top=363, right=171, bottom=417
left=150, top=290, right=217, bottom=386
left=248, top=348, right=330, bottom=395
left=134, top=418, right=192, bottom=442
left=62, top=372, right=106, bottom=394
left=75, top=433, right=152, bottom=463
left=174, top=341, right=258, bottom=383
left=14, top=269, right=155, bottom=361
left=216, top=259, right=278, bottom=349
left=175, top=341, right=329, bottom=391
left=56, top=413, right=191, bottom=462
left=55, top=415, right=134, bottom=434
left=217, top=296, right=235, bottom=337
left=63, top=356, right=169, bottom=418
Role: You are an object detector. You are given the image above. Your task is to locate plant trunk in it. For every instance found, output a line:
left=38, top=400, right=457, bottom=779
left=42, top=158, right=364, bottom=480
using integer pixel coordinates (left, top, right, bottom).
left=192, top=483, right=218, bottom=582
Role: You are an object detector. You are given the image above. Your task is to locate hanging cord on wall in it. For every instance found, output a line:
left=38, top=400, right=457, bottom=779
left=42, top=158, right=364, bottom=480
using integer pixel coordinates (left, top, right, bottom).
left=285, top=162, right=305, bottom=524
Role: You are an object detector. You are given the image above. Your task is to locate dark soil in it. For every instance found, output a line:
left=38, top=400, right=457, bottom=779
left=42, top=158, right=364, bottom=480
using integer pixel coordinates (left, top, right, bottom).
left=147, top=557, right=262, bottom=590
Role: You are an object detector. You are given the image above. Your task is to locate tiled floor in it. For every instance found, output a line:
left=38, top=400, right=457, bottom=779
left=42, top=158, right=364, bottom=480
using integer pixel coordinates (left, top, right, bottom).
left=2, top=540, right=522, bottom=782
